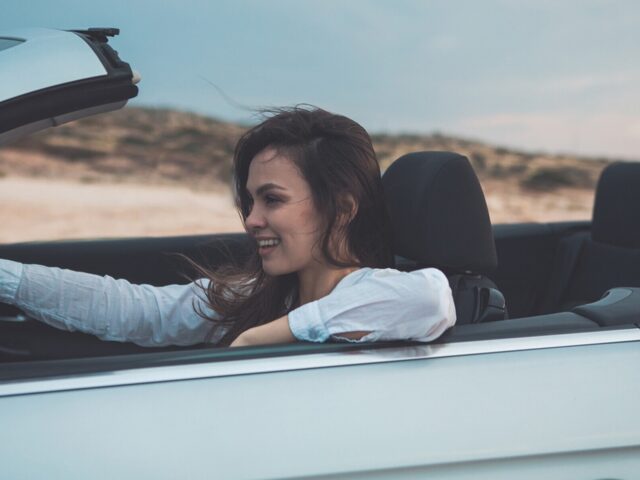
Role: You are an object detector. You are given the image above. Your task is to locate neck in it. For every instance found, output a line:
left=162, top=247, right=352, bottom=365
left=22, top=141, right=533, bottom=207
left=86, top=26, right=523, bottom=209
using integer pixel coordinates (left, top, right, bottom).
left=297, top=264, right=359, bottom=306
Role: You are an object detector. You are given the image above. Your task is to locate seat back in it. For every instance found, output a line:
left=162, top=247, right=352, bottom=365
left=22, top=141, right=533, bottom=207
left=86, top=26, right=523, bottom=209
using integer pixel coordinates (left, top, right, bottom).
left=539, top=162, right=640, bottom=313
left=382, top=151, right=506, bottom=324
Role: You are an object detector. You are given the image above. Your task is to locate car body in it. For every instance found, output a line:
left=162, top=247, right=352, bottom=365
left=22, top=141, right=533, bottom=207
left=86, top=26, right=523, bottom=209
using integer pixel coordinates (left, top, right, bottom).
left=1, top=28, right=639, bottom=479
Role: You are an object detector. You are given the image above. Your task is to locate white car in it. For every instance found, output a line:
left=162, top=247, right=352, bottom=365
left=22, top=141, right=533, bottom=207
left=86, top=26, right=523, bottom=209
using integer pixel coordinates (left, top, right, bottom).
left=1, top=27, right=639, bottom=480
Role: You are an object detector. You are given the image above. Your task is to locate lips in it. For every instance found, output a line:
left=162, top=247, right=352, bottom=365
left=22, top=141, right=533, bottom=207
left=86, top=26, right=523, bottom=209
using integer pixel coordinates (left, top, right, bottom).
left=257, top=238, right=281, bottom=248
left=256, top=237, right=281, bottom=255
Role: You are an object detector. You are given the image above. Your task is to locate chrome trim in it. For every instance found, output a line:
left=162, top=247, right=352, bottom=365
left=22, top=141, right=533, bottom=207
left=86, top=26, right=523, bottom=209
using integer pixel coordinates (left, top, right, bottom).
left=1, top=329, right=639, bottom=398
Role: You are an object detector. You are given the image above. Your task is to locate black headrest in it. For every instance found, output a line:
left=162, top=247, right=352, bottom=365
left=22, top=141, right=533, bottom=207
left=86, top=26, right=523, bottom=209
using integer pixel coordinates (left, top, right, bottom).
left=382, top=151, right=497, bottom=273
left=592, top=162, right=640, bottom=249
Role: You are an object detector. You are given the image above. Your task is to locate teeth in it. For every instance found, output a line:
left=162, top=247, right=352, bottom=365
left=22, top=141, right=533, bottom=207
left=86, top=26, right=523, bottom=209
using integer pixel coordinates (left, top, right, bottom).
left=258, top=239, right=280, bottom=247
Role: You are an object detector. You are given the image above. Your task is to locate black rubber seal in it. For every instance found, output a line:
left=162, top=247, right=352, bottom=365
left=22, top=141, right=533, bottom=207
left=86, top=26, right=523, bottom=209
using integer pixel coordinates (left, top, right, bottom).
left=0, top=74, right=138, bottom=132
left=0, top=28, right=138, bottom=135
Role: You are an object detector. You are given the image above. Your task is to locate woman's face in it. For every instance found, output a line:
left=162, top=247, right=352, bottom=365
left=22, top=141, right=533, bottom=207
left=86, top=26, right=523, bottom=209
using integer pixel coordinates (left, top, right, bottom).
left=244, top=146, right=325, bottom=276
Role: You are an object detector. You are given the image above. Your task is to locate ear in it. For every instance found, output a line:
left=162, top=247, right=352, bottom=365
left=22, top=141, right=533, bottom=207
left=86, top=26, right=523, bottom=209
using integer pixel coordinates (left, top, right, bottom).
left=337, top=194, right=358, bottom=227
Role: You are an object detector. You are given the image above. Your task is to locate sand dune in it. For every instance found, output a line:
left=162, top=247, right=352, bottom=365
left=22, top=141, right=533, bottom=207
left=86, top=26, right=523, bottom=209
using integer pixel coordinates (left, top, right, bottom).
left=0, top=176, right=593, bottom=244
left=482, top=179, right=594, bottom=223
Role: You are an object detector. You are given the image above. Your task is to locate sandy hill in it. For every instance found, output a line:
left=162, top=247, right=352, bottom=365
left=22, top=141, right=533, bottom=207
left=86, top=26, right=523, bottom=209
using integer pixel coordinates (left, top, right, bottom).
left=0, top=106, right=612, bottom=193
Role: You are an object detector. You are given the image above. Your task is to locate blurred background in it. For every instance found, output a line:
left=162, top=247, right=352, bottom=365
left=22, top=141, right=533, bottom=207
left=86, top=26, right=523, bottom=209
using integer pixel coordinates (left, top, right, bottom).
left=1, top=0, right=639, bottom=242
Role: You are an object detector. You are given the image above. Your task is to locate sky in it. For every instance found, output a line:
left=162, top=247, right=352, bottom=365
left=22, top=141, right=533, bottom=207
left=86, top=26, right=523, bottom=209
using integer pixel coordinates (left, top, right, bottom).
left=2, top=0, right=639, bottom=159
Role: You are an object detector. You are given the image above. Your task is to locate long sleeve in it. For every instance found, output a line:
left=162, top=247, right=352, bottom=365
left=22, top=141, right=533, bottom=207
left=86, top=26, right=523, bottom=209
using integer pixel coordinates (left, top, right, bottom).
left=288, top=267, right=456, bottom=343
left=0, top=258, right=220, bottom=347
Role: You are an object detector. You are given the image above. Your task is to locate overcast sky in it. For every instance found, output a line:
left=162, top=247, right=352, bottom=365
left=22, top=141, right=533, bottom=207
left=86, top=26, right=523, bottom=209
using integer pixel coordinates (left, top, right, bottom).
left=2, top=0, right=639, bottom=159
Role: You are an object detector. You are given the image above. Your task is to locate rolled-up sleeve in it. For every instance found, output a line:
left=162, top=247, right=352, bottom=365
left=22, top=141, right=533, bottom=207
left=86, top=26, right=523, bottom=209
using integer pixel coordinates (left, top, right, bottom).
left=288, top=268, right=456, bottom=343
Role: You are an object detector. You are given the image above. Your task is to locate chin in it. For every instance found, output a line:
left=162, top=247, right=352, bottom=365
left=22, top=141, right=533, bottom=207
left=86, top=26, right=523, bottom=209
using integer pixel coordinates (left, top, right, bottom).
left=261, top=262, right=296, bottom=277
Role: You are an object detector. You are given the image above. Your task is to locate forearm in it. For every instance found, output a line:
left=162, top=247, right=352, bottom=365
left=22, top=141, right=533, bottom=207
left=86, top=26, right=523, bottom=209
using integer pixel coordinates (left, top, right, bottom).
left=230, top=315, right=296, bottom=347
left=1, top=259, right=215, bottom=346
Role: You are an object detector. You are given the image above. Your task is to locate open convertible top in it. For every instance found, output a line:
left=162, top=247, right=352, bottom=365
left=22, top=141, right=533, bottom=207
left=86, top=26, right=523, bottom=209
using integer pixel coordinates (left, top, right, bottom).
left=0, top=27, right=139, bottom=146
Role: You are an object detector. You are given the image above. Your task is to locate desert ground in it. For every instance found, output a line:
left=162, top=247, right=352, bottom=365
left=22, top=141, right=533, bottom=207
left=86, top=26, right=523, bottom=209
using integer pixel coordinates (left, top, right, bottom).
left=0, top=176, right=242, bottom=243
left=0, top=175, right=594, bottom=244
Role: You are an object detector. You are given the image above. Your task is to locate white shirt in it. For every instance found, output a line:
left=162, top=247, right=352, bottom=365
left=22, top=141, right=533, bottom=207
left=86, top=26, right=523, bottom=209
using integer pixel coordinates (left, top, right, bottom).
left=0, top=259, right=456, bottom=346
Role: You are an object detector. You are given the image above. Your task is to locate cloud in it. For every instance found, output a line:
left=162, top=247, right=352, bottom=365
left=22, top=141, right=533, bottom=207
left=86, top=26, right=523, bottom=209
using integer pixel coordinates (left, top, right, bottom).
left=524, top=72, right=640, bottom=95
left=452, top=111, right=640, bottom=160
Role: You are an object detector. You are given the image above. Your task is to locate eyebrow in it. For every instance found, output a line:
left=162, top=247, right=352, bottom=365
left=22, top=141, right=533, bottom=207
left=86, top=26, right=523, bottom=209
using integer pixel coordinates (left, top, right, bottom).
left=251, top=183, right=287, bottom=196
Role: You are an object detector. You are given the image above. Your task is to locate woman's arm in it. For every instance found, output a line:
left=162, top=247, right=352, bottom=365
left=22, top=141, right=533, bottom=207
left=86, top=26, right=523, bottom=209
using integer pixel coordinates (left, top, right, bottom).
left=0, top=258, right=217, bottom=346
left=230, top=268, right=455, bottom=347
left=229, top=315, right=370, bottom=347
left=229, top=315, right=295, bottom=347
left=288, top=268, right=456, bottom=344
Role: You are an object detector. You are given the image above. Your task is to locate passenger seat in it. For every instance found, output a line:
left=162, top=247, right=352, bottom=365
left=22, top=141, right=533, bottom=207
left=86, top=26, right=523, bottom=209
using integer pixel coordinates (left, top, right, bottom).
left=537, top=161, right=640, bottom=313
left=382, top=151, right=507, bottom=325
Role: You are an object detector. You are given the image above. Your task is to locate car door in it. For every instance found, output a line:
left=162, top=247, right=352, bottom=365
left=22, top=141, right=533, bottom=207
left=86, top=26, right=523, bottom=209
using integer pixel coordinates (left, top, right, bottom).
left=2, top=326, right=639, bottom=479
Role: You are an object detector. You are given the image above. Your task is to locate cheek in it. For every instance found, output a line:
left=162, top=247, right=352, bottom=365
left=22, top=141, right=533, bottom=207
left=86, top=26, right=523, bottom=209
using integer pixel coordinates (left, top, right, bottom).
left=278, top=203, right=322, bottom=236
left=297, top=208, right=324, bottom=242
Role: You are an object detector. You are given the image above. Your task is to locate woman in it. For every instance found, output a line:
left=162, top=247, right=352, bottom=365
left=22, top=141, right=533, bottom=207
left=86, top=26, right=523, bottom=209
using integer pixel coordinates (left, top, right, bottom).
left=0, top=107, right=456, bottom=347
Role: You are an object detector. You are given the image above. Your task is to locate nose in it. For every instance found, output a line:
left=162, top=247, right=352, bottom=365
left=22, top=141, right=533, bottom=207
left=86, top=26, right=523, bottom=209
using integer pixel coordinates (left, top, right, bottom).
left=244, top=204, right=266, bottom=231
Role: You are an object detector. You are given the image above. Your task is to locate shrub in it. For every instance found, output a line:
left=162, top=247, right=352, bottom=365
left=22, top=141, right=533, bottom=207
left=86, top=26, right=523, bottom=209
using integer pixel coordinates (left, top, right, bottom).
left=120, top=135, right=151, bottom=146
left=470, top=152, right=486, bottom=170
left=521, top=166, right=593, bottom=191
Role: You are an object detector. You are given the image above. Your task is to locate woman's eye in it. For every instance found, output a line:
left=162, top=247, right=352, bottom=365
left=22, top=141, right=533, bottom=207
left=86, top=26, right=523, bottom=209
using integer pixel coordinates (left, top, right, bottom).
left=264, top=195, right=281, bottom=205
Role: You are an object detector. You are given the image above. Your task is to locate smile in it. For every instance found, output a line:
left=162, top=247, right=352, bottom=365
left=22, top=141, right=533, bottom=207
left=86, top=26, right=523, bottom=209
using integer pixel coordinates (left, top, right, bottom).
left=257, top=238, right=281, bottom=248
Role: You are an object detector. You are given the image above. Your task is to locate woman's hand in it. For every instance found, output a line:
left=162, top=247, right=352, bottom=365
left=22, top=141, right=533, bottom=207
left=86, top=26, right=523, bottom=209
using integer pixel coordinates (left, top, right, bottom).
left=230, top=315, right=296, bottom=347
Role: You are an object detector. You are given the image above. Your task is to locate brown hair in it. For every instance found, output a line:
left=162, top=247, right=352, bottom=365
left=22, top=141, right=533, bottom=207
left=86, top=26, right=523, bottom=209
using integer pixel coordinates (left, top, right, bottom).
left=198, top=106, right=394, bottom=345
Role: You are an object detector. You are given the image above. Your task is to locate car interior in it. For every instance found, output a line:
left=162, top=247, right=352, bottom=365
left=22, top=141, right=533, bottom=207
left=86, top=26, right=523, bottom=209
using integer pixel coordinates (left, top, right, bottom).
left=1, top=150, right=639, bottom=376
left=382, top=151, right=506, bottom=324
left=536, top=161, right=640, bottom=313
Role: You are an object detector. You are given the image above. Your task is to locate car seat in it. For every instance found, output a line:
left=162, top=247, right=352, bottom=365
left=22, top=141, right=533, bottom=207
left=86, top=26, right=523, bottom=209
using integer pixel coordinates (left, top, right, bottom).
left=537, top=161, right=640, bottom=313
left=382, top=151, right=507, bottom=324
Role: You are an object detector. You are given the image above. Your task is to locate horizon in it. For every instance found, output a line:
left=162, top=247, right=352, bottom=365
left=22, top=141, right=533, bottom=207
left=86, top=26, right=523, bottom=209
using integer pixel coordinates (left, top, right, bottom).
left=118, top=104, right=629, bottom=162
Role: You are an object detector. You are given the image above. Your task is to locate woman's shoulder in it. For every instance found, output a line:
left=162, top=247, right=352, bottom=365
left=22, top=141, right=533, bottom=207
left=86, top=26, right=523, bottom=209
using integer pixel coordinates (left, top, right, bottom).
left=337, top=266, right=449, bottom=294
left=324, top=266, right=454, bottom=328
left=345, top=266, right=448, bottom=283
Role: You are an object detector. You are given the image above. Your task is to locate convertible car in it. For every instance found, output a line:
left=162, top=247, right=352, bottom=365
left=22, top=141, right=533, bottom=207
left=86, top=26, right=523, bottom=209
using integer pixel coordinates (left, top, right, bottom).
left=1, top=28, right=639, bottom=479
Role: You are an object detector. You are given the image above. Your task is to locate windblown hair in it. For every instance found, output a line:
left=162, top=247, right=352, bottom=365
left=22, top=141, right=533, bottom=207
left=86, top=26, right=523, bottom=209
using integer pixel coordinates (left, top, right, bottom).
left=197, top=106, right=394, bottom=346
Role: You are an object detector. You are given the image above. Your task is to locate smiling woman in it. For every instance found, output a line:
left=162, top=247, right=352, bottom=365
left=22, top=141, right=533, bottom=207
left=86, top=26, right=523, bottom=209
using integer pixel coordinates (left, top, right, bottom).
left=200, top=108, right=456, bottom=345
left=0, top=107, right=456, bottom=348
